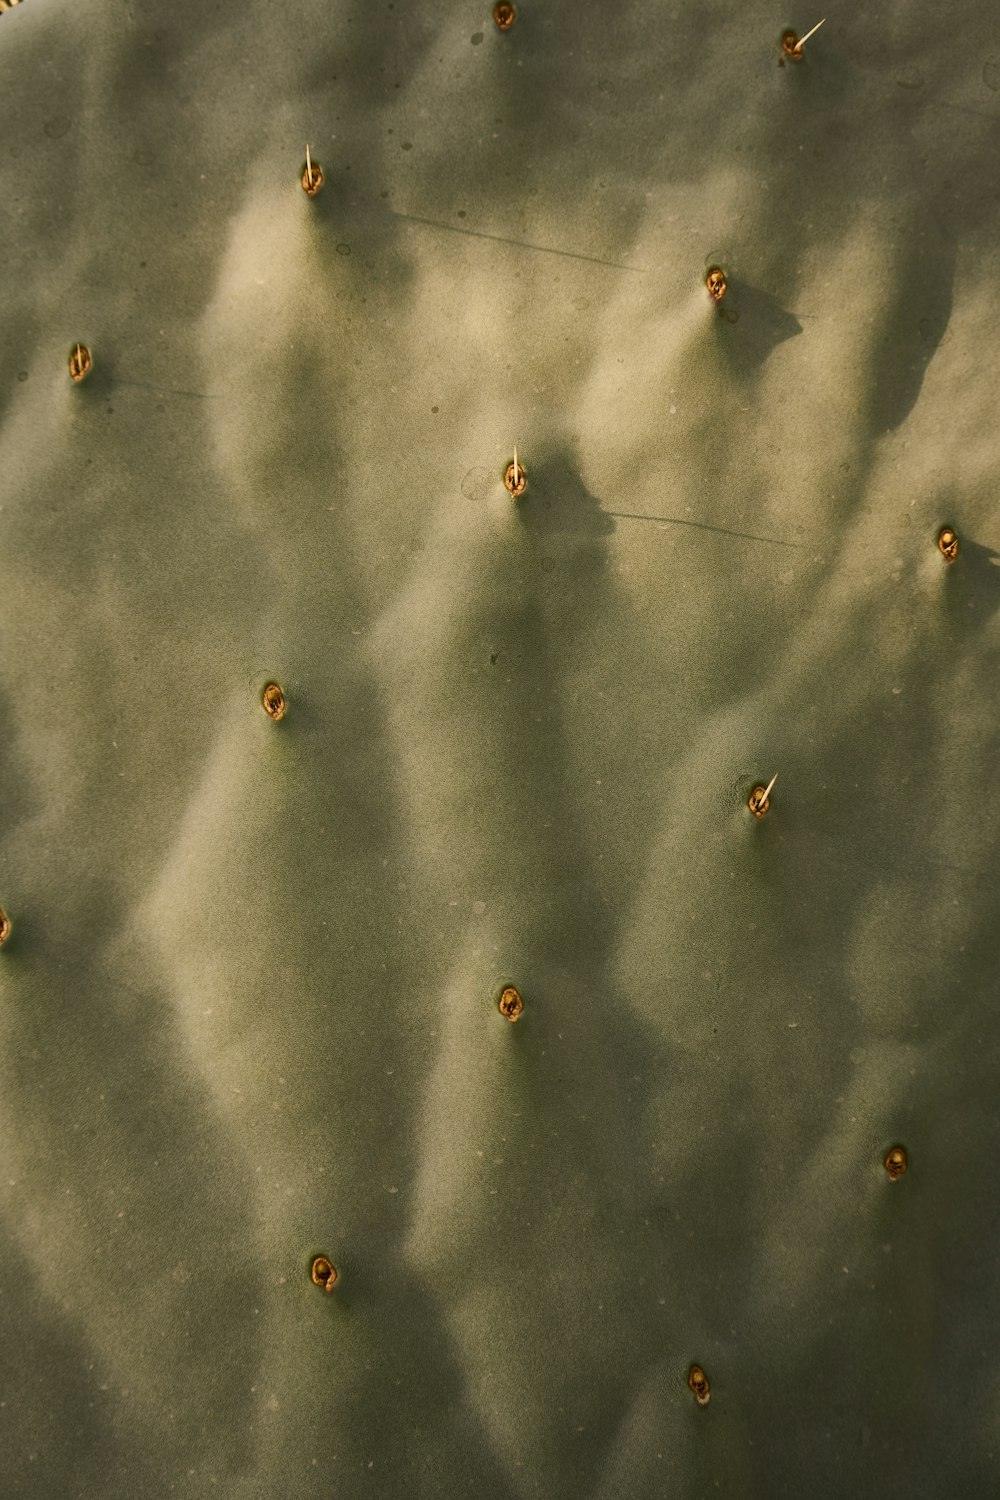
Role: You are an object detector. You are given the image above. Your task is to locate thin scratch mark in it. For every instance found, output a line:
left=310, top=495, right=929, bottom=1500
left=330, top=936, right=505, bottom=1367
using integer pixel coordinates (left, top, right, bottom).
left=390, top=211, right=644, bottom=272
left=605, top=511, right=807, bottom=550
left=109, top=377, right=220, bottom=400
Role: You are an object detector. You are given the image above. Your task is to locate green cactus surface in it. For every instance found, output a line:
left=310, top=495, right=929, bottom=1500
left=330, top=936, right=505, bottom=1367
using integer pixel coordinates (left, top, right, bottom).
left=2, top=0, right=999, bottom=1495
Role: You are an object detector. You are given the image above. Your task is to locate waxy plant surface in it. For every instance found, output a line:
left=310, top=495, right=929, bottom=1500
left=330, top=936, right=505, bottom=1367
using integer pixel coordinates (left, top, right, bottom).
left=1, top=0, right=999, bottom=1495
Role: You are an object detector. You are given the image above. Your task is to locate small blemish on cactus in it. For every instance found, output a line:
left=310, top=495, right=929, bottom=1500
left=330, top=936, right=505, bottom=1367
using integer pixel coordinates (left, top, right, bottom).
left=311, top=1255, right=338, bottom=1291
left=493, top=1, right=516, bottom=30
left=262, top=682, right=286, bottom=721
left=498, top=986, right=523, bottom=1021
left=68, top=344, right=92, bottom=383
left=688, top=1365, right=710, bottom=1406
left=706, top=266, right=727, bottom=303
left=884, top=1146, right=908, bottom=1181
left=301, top=145, right=324, bottom=197
left=748, top=772, right=777, bottom=819
left=503, top=450, right=526, bottom=498
left=937, top=526, right=959, bottom=563
left=0, top=909, right=10, bottom=947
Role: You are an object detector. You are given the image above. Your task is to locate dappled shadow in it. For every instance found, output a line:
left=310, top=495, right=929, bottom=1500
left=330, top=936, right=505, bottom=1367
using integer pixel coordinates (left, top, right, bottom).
left=514, top=449, right=616, bottom=539
left=705, top=560, right=1000, bottom=1495
left=0, top=1228, right=149, bottom=1498
left=0, top=876, right=264, bottom=1494
left=869, top=218, right=956, bottom=434
left=942, top=535, right=1000, bottom=631
left=3, top=0, right=1000, bottom=1494
left=714, top=281, right=804, bottom=372
left=371, top=442, right=767, bottom=1491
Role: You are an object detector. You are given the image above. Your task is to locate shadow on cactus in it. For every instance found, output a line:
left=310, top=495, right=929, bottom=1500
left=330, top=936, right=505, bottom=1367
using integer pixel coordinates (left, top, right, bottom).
left=513, top=449, right=616, bottom=540
left=868, top=220, right=955, bottom=435
left=941, top=536, right=1000, bottom=631
left=714, top=280, right=803, bottom=371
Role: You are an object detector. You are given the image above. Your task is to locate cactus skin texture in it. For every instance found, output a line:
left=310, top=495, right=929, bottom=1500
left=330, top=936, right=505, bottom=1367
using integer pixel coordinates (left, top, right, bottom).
left=1, top=1, right=999, bottom=1496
